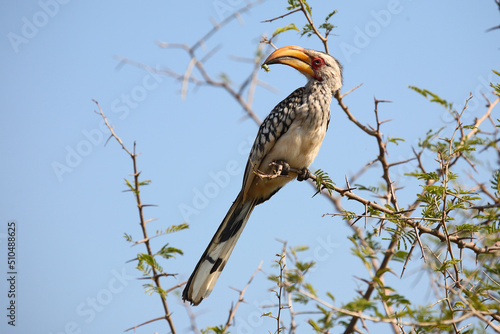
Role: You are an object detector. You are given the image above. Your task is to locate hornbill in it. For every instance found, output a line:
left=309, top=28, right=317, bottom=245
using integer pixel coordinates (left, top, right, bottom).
left=183, top=45, right=343, bottom=305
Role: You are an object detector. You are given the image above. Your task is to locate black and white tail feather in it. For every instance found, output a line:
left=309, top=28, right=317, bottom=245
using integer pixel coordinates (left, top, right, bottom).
left=182, top=192, right=257, bottom=305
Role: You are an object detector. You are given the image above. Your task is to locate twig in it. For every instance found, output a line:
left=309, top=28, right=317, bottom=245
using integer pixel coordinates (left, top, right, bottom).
left=298, top=0, right=329, bottom=53
left=335, top=90, right=377, bottom=136
left=465, top=96, right=499, bottom=141
left=223, top=261, right=263, bottom=332
left=124, top=316, right=166, bottom=332
left=261, top=8, right=302, bottom=23
left=166, top=281, right=186, bottom=294
left=93, top=100, right=177, bottom=334
left=340, top=83, right=363, bottom=99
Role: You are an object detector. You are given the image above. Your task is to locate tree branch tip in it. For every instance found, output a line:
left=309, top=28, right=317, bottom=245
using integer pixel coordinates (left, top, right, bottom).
left=374, top=98, right=393, bottom=104
left=261, top=8, right=302, bottom=23
left=155, top=41, right=169, bottom=48
left=340, top=83, right=364, bottom=98
left=229, top=286, right=242, bottom=292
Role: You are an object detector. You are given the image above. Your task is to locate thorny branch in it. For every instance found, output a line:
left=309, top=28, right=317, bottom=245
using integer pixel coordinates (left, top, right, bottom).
left=93, top=100, right=178, bottom=334
left=295, top=285, right=497, bottom=329
left=223, top=261, right=263, bottom=332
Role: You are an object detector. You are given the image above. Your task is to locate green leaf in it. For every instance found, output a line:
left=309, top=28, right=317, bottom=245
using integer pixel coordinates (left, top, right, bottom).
left=490, top=70, right=500, bottom=93
left=342, top=210, right=358, bottom=221
left=408, top=86, right=453, bottom=111
left=392, top=250, right=409, bottom=262
left=154, top=223, right=189, bottom=239
left=388, top=137, right=405, bottom=145
left=308, top=319, right=322, bottom=332
left=455, top=223, right=480, bottom=233
left=124, top=178, right=137, bottom=194
left=290, top=245, right=309, bottom=256
left=164, top=222, right=189, bottom=234
left=301, top=24, right=314, bottom=37
left=293, top=292, right=310, bottom=304
left=436, top=258, right=462, bottom=272
left=271, top=23, right=299, bottom=38
left=367, top=206, right=382, bottom=217
left=138, top=180, right=151, bottom=187
left=410, top=171, right=440, bottom=181
left=343, top=297, right=376, bottom=312
left=303, top=282, right=317, bottom=296
left=156, top=243, right=184, bottom=259
left=286, top=0, right=311, bottom=15
left=355, top=183, right=379, bottom=194
left=201, top=325, right=228, bottom=334
left=286, top=0, right=301, bottom=10
left=137, top=253, right=163, bottom=274
left=296, top=260, right=315, bottom=272
left=314, top=169, right=335, bottom=195
left=491, top=169, right=500, bottom=197
left=325, top=9, right=337, bottom=22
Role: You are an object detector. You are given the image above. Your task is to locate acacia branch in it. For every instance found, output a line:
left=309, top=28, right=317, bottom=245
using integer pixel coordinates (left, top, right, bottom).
left=261, top=165, right=500, bottom=256
left=296, top=286, right=483, bottom=328
left=93, top=100, right=177, bottom=334
left=298, top=0, right=329, bottom=53
left=223, top=261, right=263, bottom=332
left=335, top=90, right=377, bottom=136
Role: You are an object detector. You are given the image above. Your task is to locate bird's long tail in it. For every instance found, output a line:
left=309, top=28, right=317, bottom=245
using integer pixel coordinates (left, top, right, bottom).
left=183, top=191, right=257, bottom=305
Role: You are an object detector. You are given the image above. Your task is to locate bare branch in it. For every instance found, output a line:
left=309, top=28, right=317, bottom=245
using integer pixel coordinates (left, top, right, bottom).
left=223, top=261, right=263, bottom=331
left=261, top=8, right=302, bottom=23
left=94, top=100, right=177, bottom=334
left=124, top=316, right=166, bottom=332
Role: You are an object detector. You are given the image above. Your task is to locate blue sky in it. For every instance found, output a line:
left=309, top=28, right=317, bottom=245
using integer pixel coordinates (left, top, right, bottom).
left=1, top=1, right=499, bottom=333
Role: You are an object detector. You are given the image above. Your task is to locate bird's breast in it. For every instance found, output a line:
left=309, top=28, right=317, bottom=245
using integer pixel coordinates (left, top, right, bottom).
left=262, top=106, right=329, bottom=171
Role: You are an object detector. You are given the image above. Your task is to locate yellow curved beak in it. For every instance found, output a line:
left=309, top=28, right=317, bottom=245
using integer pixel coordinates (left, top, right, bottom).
left=263, top=45, right=315, bottom=78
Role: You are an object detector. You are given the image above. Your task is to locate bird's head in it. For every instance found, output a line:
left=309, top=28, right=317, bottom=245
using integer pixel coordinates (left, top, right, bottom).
left=263, top=45, right=342, bottom=94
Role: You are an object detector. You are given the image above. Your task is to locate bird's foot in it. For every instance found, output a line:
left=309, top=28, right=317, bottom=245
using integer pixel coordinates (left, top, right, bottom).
left=271, top=160, right=290, bottom=176
left=297, top=167, right=311, bottom=181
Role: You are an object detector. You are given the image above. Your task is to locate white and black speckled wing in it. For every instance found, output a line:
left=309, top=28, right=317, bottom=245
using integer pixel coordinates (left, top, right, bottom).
left=241, top=87, right=305, bottom=193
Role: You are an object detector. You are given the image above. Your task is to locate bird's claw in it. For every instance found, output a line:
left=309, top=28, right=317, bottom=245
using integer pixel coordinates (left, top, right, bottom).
left=297, top=168, right=310, bottom=181
left=272, top=160, right=290, bottom=176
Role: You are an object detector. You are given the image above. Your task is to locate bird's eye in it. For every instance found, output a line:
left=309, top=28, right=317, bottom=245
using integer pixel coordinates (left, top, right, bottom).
left=312, top=57, right=325, bottom=69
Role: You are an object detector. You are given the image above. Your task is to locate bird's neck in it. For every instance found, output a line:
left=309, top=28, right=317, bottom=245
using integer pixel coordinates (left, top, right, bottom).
left=305, top=80, right=333, bottom=98
left=304, top=80, right=334, bottom=110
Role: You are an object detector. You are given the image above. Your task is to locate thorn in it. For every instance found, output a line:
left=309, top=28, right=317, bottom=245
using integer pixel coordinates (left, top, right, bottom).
left=104, top=134, right=113, bottom=147
left=340, top=83, right=363, bottom=98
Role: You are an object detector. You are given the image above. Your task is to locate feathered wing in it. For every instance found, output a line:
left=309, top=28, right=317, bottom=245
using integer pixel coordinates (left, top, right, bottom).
left=241, top=87, right=305, bottom=200
left=182, top=191, right=257, bottom=305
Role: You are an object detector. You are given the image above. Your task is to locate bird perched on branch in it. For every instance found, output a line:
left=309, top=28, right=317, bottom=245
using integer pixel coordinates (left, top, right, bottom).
left=183, top=45, right=342, bottom=305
